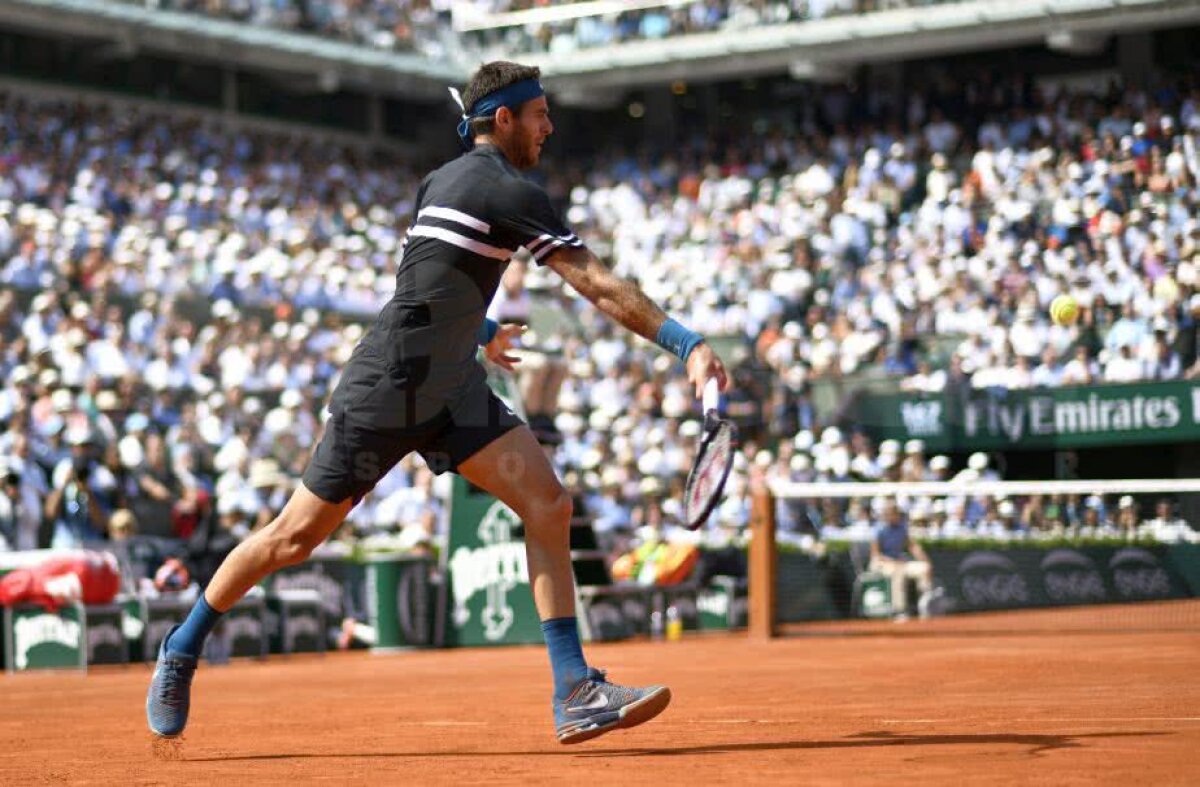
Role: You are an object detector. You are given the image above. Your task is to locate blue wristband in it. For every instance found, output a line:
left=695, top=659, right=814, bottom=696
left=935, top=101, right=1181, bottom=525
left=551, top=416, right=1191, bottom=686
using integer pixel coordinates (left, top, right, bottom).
left=478, top=318, right=499, bottom=345
left=656, top=318, right=704, bottom=362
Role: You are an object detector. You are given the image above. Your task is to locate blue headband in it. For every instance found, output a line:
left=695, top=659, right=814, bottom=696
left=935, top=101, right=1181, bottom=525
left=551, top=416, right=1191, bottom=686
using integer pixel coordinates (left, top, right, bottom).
left=449, top=78, right=545, bottom=149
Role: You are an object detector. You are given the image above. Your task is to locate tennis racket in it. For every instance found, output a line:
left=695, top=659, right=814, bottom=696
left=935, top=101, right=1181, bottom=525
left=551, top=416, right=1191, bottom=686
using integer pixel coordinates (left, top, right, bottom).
left=683, top=378, right=737, bottom=530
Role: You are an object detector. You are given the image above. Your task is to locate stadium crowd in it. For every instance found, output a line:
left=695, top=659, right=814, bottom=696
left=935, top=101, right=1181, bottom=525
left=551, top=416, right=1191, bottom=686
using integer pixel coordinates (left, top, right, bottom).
left=2, top=70, right=1200, bottom=573
left=121, top=0, right=967, bottom=56
left=459, top=0, right=963, bottom=58
left=121, top=0, right=452, bottom=55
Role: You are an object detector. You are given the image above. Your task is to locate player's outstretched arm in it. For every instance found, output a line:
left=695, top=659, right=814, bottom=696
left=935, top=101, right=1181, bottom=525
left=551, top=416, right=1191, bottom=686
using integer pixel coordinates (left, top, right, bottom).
left=545, top=246, right=727, bottom=396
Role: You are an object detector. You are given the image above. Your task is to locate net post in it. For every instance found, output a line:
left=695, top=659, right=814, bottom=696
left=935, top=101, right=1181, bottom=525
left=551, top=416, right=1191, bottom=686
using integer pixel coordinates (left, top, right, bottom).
left=748, top=470, right=777, bottom=640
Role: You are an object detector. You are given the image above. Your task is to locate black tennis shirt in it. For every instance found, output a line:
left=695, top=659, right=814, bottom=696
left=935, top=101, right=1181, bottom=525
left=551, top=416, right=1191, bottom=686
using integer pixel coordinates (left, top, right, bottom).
left=331, top=144, right=583, bottom=430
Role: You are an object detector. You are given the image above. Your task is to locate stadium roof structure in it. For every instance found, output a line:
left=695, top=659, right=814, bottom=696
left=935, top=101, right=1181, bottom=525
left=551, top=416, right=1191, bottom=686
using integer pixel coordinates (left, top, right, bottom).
left=1, top=0, right=1198, bottom=98
left=0, top=0, right=461, bottom=99
left=527, top=0, right=1200, bottom=91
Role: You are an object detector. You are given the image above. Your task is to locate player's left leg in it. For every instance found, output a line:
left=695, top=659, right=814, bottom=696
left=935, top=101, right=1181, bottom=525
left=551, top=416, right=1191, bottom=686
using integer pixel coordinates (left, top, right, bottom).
left=456, top=425, right=671, bottom=744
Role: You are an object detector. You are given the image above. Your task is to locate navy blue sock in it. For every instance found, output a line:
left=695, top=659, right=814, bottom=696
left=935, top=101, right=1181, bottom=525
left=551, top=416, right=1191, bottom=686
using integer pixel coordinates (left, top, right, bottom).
left=541, top=617, right=589, bottom=700
left=166, top=594, right=224, bottom=658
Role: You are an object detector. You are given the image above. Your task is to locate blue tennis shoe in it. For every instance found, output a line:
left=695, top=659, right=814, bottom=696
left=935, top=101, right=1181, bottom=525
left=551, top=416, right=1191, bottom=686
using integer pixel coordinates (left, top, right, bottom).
left=554, top=667, right=671, bottom=744
left=146, top=625, right=198, bottom=738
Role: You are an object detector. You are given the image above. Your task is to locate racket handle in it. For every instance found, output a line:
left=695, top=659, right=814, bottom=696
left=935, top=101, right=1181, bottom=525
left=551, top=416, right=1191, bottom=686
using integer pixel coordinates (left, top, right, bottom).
left=703, top=377, right=721, bottom=415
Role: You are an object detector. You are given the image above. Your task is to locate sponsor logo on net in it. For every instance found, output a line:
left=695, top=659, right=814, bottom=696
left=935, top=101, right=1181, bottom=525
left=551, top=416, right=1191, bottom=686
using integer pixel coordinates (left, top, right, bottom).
left=1040, top=549, right=1106, bottom=603
left=14, top=613, right=81, bottom=669
left=958, top=551, right=1030, bottom=607
left=1109, top=548, right=1171, bottom=599
left=449, top=501, right=527, bottom=641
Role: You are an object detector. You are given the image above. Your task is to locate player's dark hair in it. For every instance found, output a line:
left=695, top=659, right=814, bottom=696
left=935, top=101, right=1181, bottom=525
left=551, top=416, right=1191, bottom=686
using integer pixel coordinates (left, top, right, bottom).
left=461, top=61, right=542, bottom=138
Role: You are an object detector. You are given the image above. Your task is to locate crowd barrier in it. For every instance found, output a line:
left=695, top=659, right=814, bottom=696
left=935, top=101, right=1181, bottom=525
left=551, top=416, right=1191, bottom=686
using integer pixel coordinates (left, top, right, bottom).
left=6, top=542, right=1193, bottom=670
left=0, top=551, right=435, bottom=672
left=775, top=542, right=1200, bottom=623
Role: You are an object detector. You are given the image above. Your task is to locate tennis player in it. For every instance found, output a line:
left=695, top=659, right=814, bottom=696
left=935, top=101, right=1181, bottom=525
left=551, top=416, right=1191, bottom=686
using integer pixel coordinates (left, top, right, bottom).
left=147, top=60, right=728, bottom=745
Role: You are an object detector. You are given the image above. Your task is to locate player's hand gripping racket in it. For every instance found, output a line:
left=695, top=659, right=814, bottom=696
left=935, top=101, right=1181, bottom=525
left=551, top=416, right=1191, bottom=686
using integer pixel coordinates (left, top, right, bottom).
left=683, top=378, right=737, bottom=530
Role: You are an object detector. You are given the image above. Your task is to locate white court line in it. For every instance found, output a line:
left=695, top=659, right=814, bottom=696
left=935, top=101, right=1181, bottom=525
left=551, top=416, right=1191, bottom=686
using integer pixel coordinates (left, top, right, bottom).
left=389, top=717, right=1200, bottom=727
left=881, top=717, right=1200, bottom=724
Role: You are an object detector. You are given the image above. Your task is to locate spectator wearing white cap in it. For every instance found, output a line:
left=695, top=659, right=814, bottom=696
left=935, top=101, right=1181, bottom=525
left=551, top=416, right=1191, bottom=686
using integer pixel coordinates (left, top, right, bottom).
left=953, top=452, right=999, bottom=484
left=997, top=499, right=1025, bottom=538
left=899, top=439, right=926, bottom=482
left=1115, top=496, right=1141, bottom=538
left=927, top=454, right=951, bottom=482
left=1095, top=495, right=1122, bottom=532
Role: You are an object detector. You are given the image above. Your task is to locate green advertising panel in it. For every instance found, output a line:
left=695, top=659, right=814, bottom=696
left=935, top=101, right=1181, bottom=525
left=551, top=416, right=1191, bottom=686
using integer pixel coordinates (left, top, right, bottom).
left=4, top=603, right=86, bottom=672
left=121, top=597, right=147, bottom=663
left=855, top=380, right=1200, bottom=452
left=442, top=479, right=543, bottom=646
left=696, top=578, right=749, bottom=631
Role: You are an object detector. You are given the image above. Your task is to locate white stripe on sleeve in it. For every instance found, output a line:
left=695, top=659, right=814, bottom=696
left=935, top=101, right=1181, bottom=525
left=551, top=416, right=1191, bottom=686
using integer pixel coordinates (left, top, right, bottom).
left=525, top=234, right=554, bottom=255
left=417, top=206, right=492, bottom=234
left=409, top=226, right=513, bottom=260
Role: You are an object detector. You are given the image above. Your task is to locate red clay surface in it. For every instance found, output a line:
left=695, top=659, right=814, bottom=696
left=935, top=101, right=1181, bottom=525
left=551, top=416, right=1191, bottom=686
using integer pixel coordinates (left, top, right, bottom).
left=2, top=601, right=1198, bottom=785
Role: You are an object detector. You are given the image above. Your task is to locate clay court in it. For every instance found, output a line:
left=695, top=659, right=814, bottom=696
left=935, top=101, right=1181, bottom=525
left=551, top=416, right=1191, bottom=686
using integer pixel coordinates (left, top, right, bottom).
left=2, top=601, right=1197, bottom=785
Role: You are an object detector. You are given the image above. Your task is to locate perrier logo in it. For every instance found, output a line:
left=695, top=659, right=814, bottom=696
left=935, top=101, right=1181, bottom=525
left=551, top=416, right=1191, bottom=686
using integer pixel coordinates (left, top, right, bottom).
left=14, top=613, right=82, bottom=669
left=449, top=501, right=528, bottom=641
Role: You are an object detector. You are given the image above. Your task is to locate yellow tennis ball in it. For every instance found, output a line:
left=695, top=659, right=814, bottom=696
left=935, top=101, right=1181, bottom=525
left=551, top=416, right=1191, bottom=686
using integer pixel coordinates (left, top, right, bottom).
left=1050, top=295, right=1080, bottom=326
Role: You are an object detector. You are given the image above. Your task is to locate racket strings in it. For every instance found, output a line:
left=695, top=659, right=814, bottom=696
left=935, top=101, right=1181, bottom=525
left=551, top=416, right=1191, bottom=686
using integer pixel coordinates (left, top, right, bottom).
left=685, top=423, right=734, bottom=526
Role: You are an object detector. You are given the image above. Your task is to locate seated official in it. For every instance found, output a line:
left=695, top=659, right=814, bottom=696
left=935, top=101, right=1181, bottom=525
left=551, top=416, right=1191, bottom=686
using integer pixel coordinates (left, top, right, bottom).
left=869, top=499, right=934, bottom=621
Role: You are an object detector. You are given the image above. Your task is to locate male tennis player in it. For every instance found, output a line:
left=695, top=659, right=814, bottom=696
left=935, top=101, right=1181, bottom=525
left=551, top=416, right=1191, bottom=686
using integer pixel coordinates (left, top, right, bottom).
left=147, top=61, right=728, bottom=745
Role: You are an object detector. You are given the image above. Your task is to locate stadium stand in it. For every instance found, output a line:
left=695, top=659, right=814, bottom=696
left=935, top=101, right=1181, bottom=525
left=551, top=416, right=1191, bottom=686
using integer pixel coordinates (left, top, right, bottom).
left=110, top=0, right=973, bottom=55
left=2, top=65, right=1199, bottom=588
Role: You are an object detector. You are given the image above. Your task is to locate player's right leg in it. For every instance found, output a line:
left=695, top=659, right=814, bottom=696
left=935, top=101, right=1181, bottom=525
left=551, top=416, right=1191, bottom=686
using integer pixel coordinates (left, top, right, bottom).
left=147, top=483, right=352, bottom=737
left=457, top=425, right=671, bottom=744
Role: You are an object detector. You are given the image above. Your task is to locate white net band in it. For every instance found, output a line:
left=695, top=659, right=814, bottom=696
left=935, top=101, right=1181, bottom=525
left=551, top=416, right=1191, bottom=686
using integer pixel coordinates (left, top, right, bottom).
left=769, top=478, right=1200, bottom=500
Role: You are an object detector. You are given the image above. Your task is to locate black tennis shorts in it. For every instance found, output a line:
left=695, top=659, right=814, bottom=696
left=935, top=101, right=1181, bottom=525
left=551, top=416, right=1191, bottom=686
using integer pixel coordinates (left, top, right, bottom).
left=302, top=360, right=524, bottom=505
